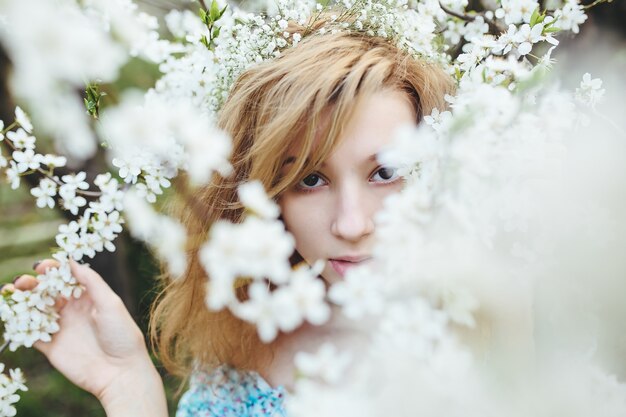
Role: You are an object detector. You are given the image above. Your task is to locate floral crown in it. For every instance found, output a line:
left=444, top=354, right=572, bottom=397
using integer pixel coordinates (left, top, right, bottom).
left=205, top=0, right=444, bottom=113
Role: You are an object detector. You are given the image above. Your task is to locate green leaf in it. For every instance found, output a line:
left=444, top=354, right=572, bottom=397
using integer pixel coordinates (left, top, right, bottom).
left=530, top=7, right=542, bottom=26
left=454, top=67, right=462, bottom=80
left=543, top=18, right=557, bottom=29
left=212, top=26, right=221, bottom=39
left=210, top=0, right=220, bottom=22
left=84, top=83, right=105, bottom=118
left=199, top=8, right=209, bottom=25
left=218, top=4, right=228, bottom=19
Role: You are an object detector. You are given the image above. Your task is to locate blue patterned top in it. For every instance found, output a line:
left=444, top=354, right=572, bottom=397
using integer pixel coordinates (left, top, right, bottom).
left=176, top=365, right=287, bottom=417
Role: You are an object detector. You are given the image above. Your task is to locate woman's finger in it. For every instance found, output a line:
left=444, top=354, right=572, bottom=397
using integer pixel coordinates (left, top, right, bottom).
left=0, top=283, right=15, bottom=294
left=68, top=260, right=120, bottom=309
left=34, top=258, right=61, bottom=275
left=54, top=297, right=68, bottom=311
left=34, top=258, right=119, bottom=308
left=13, top=274, right=39, bottom=291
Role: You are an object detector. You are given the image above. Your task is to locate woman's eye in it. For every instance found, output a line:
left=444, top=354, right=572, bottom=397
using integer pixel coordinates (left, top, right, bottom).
left=298, top=173, right=326, bottom=189
left=371, top=166, right=399, bottom=183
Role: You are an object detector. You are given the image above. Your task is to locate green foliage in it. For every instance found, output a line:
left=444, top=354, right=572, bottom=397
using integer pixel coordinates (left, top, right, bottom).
left=199, top=0, right=228, bottom=50
left=84, top=83, right=106, bottom=119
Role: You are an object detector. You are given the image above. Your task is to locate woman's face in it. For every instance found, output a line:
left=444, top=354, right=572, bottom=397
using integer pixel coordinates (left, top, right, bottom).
left=279, top=89, right=416, bottom=284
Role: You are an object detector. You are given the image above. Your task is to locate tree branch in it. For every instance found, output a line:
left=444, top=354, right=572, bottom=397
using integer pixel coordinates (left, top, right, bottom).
left=439, top=2, right=506, bottom=34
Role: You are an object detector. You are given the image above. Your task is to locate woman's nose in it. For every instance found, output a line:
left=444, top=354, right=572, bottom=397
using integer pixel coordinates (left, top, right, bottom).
left=330, top=186, right=375, bottom=242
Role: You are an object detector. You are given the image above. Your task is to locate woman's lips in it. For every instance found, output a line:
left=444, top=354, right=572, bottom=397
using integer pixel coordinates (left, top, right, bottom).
left=328, top=257, right=371, bottom=277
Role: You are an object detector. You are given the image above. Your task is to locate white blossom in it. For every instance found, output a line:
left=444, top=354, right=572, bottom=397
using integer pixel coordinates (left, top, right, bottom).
left=112, top=157, right=143, bottom=185
left=423, top=108, right=452, bottom=133
left=5, top=161, right=20, bottom=189
left=494, top=0, right=539, bottom=25
left=575, top=72, right=605, bottom=108
left=91, top=174, right=124, bottom=213
left=32, top=261, right=81, bottom=299
left=513, top=23, right=544, bottom=56
left=232, top=282, right=282, bottom=342
left=294, top=343, right=353, bottom=384
left=59, top=175, right=88, bottom=215
left=12, top=148, right=41, bottom=173
left=328, top=265, right=385, bottom=319
left=462, top=16, right=488, bottom=42
left=30, top=177, right=57, bottom=209
left=123, top=191, right=187, bottom=276
left=0, top=364, right=28, bottom=417
left=40, top=154, right=67, bottom=169
left=5, top=128, right=35, bottom=149
left=554, top=0, right=587, bottom=34
left=272, top=263, right=331, bottom=329
left=200, top=216, right=295, bottom=290
left=375, top=298, right=448, bottom=358
left=61, top=172, right=89, bottom=191
left=91, top=210, right=124, bottom=242
left=238, top=181, right=280, bottom=219
left=14, top=106, right=32, bottom=133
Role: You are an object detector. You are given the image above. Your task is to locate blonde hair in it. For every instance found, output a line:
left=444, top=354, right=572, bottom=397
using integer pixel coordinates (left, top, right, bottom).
left=149, top=28, right=454, bottom=379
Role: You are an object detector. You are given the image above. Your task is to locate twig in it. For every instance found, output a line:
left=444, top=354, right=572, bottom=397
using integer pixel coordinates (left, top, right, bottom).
left=438, top=2, right=505, bottom=34
left=0, top=339, right=8, bottom=354
left=583, top=0, right=613, bottom=10
left=2, top=133, right=102, bottom=198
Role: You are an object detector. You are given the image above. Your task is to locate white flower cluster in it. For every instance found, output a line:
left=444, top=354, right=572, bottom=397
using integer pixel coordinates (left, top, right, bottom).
left=1, top=109, right=126, bottom=261
left=0, top=262, right=81, bottom=352
left=376, top=81, right=578, bottom=298
left=207, top=0, right=310, bottom=112
left=0, top=0, right=128, bottom=160
left=200, top=181, right=330, bottom=342
left=153, top=0, right=447, bottom=116
left=433, top=0, right=588, bottom=91
left=0, top=108, right=67, bottom=191
left=81, top=0, right=181, bottom=63
left=0, top=365, right=27, bottom=417
left=99, top=94, right=232, bottom=194
left=142, top=0, right=588, bottom=128
left=123, top=191, right=188, bottom=277
left=553, top=0, right=588, bottom=33
left=294, top=343, right=353, bottom=384
left=286, top=68, right=625, bottom=417
left=0, top=108, right=126, bottom=354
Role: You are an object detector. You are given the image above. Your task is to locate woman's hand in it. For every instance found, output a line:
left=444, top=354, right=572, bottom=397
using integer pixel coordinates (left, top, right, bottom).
left=13, top=259, right=168, bottom=417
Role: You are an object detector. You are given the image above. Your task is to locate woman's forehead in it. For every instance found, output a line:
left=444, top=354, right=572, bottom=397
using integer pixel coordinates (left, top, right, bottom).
left=280, top=89, right=416, bottom=169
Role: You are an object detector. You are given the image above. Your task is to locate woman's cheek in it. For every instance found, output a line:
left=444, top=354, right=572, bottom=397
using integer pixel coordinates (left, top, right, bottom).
left=280, top=192, right=329, bottom=260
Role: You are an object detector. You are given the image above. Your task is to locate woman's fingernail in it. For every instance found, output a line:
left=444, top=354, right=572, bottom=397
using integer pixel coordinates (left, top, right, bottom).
left=12, top=275, right=22, bottom=284
left=32, top=260, right=42, bottom=270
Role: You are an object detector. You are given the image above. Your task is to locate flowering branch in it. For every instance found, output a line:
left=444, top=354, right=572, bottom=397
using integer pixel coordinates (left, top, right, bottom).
left=583, top=0, right=613, bottom=10
left=2, top=136, right=102, bottom=198
left=438, top=2, right=505, bottom=34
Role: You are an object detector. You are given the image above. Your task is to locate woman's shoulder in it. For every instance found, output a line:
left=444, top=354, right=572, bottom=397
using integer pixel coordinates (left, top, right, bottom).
left=176, top=364, right=287, bottom=417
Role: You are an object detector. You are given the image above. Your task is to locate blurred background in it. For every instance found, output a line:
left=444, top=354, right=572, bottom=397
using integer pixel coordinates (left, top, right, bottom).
left=0, top=0, right=624, bottom=415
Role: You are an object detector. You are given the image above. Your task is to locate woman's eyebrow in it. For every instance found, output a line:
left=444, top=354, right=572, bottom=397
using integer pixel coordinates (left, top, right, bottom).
left=282, top=156, right=297, bottom=166
left=282, top=153, right=380, bottom=167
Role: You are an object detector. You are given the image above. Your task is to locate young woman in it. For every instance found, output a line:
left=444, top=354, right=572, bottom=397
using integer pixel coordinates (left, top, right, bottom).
left=13, top=22, right=452, bottom=417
